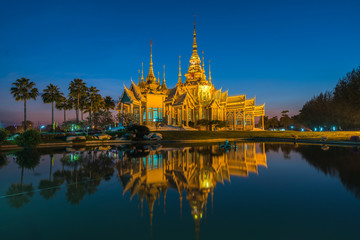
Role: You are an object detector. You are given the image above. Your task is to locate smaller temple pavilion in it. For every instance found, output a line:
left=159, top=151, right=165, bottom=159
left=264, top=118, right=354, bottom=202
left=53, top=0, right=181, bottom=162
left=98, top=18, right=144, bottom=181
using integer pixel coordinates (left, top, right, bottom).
left=118, top=23, right=265, bottom=130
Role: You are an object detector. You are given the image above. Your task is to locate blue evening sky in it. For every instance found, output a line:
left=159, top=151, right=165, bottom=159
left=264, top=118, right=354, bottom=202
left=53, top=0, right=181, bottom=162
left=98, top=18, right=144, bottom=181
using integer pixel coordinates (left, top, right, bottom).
left=0, top=0, right=359, bottom=125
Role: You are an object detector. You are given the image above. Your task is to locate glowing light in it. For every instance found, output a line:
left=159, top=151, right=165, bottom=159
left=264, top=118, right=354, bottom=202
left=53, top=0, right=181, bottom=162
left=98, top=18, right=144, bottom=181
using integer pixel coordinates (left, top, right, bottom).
left=40, top=125, right=45, bottom=129
left=320, top=127, right=323, bottom=131
left=314, top=127, right=317, bottom=131
left=301, top=128, right=304, bottom=132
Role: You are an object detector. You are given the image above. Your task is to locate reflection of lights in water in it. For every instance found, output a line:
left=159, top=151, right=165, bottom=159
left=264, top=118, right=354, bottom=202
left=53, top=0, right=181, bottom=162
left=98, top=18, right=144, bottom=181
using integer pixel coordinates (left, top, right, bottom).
left=321, top=145, right=330, bottom=151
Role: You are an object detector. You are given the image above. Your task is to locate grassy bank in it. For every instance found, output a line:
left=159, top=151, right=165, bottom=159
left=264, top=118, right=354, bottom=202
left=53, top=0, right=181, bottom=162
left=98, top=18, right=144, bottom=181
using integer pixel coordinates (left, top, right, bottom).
left=157, top=130, right=360, bottom=141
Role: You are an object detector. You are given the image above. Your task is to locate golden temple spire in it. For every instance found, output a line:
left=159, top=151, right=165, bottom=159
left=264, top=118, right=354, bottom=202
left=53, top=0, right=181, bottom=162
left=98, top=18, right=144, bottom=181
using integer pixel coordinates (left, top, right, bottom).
left=162, top=65, right=167, bottom=90
left=138, top=69, right=140, bottom=85
left=146, top=39, right=156, bottom=83
left=209, top=60, right=212, bottom=84
left=193, top=19, right=197, bottom=55
left=157, top=71, right=160, bottom=84
left=177, top=55, right=182, bottom=86
left=150, top=39, right=153, bottom=66
left=141, top=62, right=144, bottom=83
left=202, top=51, right=205, bottom=73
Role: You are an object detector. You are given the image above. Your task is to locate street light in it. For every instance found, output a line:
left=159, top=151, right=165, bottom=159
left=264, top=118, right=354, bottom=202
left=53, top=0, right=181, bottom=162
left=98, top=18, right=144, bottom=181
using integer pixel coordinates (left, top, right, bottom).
left=40, top=125, right=45, bottom=133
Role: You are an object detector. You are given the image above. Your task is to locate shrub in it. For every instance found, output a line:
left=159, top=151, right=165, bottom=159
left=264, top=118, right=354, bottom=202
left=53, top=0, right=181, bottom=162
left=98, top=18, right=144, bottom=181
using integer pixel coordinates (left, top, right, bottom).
left=126, top=124, right=150, bottom=139
left=15, top=129, right=41, bottom=148
left=5, top=126, right=17, bottom=134
left=0, top=129, right=9, bottom=144
left=61, top=120, right=86, bottom=132
left=72, top=137, right=86, bottom=143
left=41, top=134, right=55, bottom=141
left=86, top=135, right=96, bottom=141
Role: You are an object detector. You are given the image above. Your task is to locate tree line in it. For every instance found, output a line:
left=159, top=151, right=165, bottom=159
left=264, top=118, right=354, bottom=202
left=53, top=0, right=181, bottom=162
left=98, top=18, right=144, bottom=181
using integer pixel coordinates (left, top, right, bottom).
left=10, top=78, right=116, bottom=131
left=262, top=66, right=360, bottom=131
left=295, top=66, right=360, bottom=130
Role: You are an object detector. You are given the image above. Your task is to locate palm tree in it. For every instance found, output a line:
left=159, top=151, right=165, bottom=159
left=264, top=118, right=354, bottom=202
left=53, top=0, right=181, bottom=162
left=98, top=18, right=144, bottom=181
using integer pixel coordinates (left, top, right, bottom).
left=10, top=78, right=38, bottom=131
left=56, top=96, right=73, bottom=122
left=41, top=84, right=63, bottom=132
left=86, top=86, right=104, bottom=124
left=104, top=96, right=115, bottom=112
left=68, top=78, right=87, bottom=123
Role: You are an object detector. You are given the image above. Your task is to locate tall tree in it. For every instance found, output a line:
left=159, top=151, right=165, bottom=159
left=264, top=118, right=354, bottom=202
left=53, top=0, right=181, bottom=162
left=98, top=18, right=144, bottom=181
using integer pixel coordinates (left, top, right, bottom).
left=41, top=84, right=63, bottom=132
left=10, top=78, right=38, bottom=131
left=55, top=96, right=73, bottom=122
left=104, top=96, right=115, bottom=112
left=68, top=78, right=87, bottom=123
left=268, top=116, right=279, bottom=129
left=85, top=86, right=104, bottom=125
left=279, top=110, right=292, bottom=129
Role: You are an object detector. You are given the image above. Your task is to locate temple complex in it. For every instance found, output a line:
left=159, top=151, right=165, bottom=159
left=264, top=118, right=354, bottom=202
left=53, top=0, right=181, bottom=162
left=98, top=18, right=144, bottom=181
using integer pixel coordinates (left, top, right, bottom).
left=118, top=23, right=265, bottom=130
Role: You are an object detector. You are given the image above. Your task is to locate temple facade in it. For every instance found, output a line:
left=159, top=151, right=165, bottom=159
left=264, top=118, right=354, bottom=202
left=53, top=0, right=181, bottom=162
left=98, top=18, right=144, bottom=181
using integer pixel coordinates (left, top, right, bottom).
left=118, top=23, right=265, bottom=130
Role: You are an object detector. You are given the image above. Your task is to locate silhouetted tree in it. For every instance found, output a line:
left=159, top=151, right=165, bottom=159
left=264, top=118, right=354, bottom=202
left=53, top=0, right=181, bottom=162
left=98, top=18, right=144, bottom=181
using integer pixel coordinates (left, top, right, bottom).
left=42, top=84, right=63, bottom=132
left=10, top=78, right=39, bottom=131
left=56, top=96, right=73, bottom=122
left=104, top=96, right=115, bottom=112
left=68, top=78, right=88, bottom=123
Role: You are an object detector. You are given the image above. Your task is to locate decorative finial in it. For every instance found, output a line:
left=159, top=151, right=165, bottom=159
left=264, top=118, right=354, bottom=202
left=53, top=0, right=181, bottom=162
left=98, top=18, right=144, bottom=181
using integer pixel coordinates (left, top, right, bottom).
left=163, top=65, right=166, bottom=82
left=138, top=69, right=140, bottom=85
left=158, top=71, right=160, bottom=84
left=141, top=62, right=144, bottom=83
left=146, top=39, right=156, bottom=83
left=162, top=65, right=167, bottom=90
left=150, top=39, right=153, bottom=59
left=150, top=39, right=153, bottom=67
left=193, top=18, right=197, bottom=54
left=163, top=65, right=165, bottom=78
left=177, top=56, right=182, bottom=85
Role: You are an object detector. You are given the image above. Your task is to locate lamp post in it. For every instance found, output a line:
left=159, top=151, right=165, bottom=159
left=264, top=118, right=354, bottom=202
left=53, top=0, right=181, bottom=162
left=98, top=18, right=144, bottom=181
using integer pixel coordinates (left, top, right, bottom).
left=40, top=125, right=45, bottom=134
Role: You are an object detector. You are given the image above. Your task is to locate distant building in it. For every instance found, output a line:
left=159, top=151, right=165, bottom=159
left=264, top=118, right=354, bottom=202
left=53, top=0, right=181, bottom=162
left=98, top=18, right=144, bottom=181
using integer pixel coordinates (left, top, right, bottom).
left=118, top=23, right=265, bottom=130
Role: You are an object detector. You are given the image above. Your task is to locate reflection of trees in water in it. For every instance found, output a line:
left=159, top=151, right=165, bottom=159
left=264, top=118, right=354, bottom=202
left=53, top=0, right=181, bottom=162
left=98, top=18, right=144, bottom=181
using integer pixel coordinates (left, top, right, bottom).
left=6, top=150, right=40, bottom=208
left=6, top=183, right=34, bottom=208
left=0, top=153, right=8, bottom=169
left=58, top=151, right=116, bottom=204
left=39, top=154, right=62, bottom=200
left=295, top=145, right=360, bottom=199
left=265, top=143, right=295, bottom=159
left=14, top=149, right=41, bottom=185
left=6, top=149, right=116, bottom=208
left=265, top=143, right=360, bottom=199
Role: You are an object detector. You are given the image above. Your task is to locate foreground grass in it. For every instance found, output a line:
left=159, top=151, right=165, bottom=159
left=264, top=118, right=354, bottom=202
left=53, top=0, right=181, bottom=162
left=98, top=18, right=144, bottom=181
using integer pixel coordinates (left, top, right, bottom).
left=157, top=130, right=360, bottom=141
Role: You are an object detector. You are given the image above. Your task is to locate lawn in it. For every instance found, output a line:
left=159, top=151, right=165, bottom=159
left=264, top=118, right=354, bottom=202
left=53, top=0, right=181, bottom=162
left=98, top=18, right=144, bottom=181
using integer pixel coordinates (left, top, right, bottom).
left=156, top=130, right=360, bottom=141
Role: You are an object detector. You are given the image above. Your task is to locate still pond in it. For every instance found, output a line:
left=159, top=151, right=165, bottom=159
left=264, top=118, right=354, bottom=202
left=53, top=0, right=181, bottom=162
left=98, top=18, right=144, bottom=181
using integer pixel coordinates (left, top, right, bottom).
left=0, top=142, right=360, bottom=239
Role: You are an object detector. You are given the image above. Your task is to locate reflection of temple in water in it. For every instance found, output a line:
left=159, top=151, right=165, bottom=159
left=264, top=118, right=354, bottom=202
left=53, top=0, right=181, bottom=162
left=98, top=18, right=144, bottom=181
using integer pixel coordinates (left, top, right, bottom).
left=116, top=142, right=267, bottom=238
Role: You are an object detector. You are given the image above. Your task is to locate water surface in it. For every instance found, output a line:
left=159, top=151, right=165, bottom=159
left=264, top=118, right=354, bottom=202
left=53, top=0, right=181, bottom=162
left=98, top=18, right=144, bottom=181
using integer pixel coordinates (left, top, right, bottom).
left=0, top=142, right=359, bottom=239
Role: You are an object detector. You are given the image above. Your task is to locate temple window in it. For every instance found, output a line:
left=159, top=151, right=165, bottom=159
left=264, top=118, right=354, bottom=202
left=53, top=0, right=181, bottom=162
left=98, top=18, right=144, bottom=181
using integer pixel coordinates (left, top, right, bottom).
left=149, top=108, right=153, bottom=121
left=159, top=108, right=163, bottom=120
left=153, top=108, right=158, bottom=121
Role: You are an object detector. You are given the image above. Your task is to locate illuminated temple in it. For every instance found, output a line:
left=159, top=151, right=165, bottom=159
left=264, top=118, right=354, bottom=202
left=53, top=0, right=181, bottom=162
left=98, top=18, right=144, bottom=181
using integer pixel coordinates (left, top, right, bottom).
left=118, top=23, right=265, bottom=130
left=116, top=143, right=267, bottom=238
